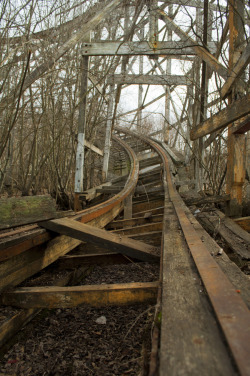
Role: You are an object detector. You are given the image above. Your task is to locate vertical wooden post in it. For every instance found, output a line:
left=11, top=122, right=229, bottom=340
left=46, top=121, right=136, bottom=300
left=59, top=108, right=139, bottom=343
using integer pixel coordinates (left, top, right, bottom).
left=138, top=29, right=144, bottom=129
left=194, top=7, right=202, bottom=192
left=124, top=194, right=133, bottom=220
left=74, top=34, right=90, bottom=211
left=164, top=4, right=172, bottom=144
left=149, top=0, right=158, bottom=44
left=226, top=0, right=246, bottom=217
left=102, top=85, right=115, bottom=181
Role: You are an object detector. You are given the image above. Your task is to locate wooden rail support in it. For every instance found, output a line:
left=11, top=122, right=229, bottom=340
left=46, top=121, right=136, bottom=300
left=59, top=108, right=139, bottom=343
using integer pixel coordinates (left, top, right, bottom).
left=40, top=218, right=159, bottom=262
left=0, top=282, right=159, bottom=309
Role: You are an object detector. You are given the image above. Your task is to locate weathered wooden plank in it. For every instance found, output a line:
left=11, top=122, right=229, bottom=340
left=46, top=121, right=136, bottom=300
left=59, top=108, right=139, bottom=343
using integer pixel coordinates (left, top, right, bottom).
left=81, top=41, right=217, bottom=56
left=112, top=221, right=163, bottom=235
left=108, top=74, right=189, bottom=86
left=190, top=94, right=250, bottom=140
left=160, top=208, right=236, bottom=376
left=0, top=235, right=81, bottom=292
left=183, top=194, right=230, bottom=206
left=40, top=218, right=159, bottom=262
left=108, top=214, right=164, bottom=229
left=0, top=195, right=57, bottom=229
left=84, top=139, right=103, bottom=156
left=133, top=200, right=164, bottom=214
left=221, top=43, right=250, bottom=99
left=197, top=211, right=250, bottom=260
left=0, top=264, right=92, bottom=350
left=0, top=282, right=159, bottom=309
left=234, top=217, right=250, bottom=233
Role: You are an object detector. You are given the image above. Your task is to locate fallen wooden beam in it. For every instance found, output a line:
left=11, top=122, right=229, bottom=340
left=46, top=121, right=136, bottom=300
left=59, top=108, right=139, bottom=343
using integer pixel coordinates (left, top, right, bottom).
left=0, top=195, right=57, bottom=230
left=232, top=116, right=250, bottom=134
left=190, top=94, right=250, bottom=140
left=0, top=282, right=159, bottom=309
left=40, top=218, right=159, bottom=262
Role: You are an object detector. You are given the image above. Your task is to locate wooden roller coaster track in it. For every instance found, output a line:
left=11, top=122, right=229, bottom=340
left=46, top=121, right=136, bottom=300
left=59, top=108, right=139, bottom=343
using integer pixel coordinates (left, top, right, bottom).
left=0, top=127, right=249, bottom=376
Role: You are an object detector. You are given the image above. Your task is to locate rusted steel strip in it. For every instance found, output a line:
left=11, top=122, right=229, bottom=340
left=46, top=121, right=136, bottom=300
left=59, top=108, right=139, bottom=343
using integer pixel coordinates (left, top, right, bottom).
left=115, top=126, right=250, bottom=376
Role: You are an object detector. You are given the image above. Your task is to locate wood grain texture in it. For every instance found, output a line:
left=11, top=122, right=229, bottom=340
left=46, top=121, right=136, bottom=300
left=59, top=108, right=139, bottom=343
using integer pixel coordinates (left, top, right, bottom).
left=0, top=282, right=159, bottom=309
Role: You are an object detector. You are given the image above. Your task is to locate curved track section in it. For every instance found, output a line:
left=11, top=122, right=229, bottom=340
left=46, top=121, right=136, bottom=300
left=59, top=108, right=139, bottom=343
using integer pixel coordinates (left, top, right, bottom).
left=0, top=128, right=249, bottom=376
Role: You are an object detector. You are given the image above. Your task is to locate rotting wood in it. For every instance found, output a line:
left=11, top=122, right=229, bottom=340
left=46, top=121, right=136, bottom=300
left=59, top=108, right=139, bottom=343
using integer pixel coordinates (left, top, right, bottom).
left=112, top=221, right=163, bottom=235
left=197, top=211, right=250, bottom=260
left=183, top=194, right=230, bottom=206
left=0, top=282, right=159, bottom=309
left=0, top=264, right=92, bottom=351
left=81, top=40, right=217, bottom=56
left=0, top=195, right=57, bottom=230
left=234, top=217, right=250, bottom=233
left=108, top=74, right=189, bottom=86
left=40, top=218, right=159, bottom=262
left=221, top=43, right=250, bottom=99
left=190, top=94, right=250, bottom=140
left=107, top=214, right=164, bottom=229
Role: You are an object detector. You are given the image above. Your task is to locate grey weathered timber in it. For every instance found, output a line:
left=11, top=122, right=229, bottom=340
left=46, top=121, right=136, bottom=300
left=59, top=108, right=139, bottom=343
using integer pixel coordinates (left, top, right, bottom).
left=84, top=140, right=103, bottom=156
left=190, top=94, right=250, bottom=140
left=221, top=43, right=250, bottom=99
left=40, top=218, right=159, bottom=262
left=81, top=41, right=217, bottom=56
left=0, top=195, right=57, bottom=230
left=108, top=74, right=189, bottom=86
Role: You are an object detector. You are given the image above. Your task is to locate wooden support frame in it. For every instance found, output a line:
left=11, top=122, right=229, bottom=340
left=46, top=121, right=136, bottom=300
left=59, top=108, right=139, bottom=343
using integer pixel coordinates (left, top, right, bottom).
left=81, top=41, right=217, bottom=56
left=0, top=282, right=159, bottom=309
left=190, top=94, right=250, bottom=140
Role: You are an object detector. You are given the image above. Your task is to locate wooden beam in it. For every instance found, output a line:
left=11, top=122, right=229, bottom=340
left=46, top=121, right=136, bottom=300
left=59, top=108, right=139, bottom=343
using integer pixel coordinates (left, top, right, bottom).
left=81, top=41, right=216, bottom=56
left=0, top=195, right=57, bottom=230
left=108, top=74, right=189, bottom=86
left=221, top=43, right=250, bottom=99
left=190, top=94, right=250, bottom=140
left=0, top=0, right=122, bottom=112
left=158, top=9, right=228, bottom=79
left=0, top=282, right=159, bottom=309
left=107, top=214, right=164, bottom=229
left=84, top=140, right=103, bottom=156
left=232, top=116, right=250, bottom=134
left=40, top=218, right=159, bottom=262
left=234, top=217, right=250, bottom=233
left=112, top=222, right=163, bottom=235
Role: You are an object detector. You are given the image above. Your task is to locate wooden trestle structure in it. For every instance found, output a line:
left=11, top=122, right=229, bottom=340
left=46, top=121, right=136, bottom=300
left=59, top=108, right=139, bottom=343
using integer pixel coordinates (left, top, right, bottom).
left=1, top=128, right=250, bottom=375
left=0, top=0, right=250, bottom=375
